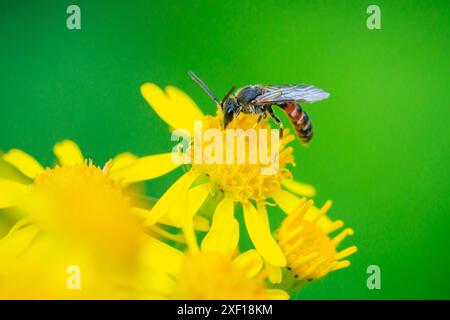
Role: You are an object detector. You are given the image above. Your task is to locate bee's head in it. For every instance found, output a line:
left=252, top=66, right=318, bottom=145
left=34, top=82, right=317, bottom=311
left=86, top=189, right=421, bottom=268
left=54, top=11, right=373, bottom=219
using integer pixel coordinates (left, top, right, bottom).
left=222, top=95, right=239, bottom=128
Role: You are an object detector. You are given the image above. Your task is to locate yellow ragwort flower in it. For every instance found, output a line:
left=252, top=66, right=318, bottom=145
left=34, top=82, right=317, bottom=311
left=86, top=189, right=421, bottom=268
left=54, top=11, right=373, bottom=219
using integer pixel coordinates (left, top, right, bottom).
left=0, top=229, right=140, bottom=299
left=276, top=198, right=357, bottom=282
left=0, top=140, right=182, bottom=298
left=119, top=83, right=317, bottom=269
left=141, top=227, right=289, bottom=300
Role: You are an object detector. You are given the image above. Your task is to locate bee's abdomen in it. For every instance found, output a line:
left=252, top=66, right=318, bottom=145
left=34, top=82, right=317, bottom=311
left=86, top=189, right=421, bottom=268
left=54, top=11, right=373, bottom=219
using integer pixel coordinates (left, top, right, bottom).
left=280, top=102, right=313, bottom=144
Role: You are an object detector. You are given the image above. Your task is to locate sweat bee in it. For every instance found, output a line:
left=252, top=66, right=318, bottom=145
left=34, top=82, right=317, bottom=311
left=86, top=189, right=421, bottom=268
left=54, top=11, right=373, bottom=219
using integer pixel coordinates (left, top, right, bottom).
left=188, top=70, right=330, bottom=144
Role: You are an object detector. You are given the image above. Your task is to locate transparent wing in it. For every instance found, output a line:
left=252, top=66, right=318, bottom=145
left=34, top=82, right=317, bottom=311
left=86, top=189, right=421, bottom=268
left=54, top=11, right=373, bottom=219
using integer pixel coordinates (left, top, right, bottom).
left=252, top=85, right=330, bottom=104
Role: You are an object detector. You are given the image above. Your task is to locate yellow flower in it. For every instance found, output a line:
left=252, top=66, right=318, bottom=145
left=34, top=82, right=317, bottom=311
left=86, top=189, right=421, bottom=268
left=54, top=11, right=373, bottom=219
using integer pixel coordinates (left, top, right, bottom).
left=276, top=198, right=357, bottom=284
left=119, top=83, right=317, bottom=269
left=192, top=110, right=295, bottom=203
left=0, top=140, right=187, bottom=299
left=141, top=229, right=289, bottom=300
left=137, top=169, right=288, bottom=300
left=0, top=141, right=166, bottom=265
left=0, top=229, right=141, bottom=299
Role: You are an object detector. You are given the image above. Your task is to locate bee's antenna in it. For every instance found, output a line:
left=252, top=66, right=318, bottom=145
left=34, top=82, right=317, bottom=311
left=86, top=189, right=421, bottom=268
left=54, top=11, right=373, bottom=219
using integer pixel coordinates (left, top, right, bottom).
left=188, top=71, right=220, bottom=106
left=221, top=86, right=236, bottom=105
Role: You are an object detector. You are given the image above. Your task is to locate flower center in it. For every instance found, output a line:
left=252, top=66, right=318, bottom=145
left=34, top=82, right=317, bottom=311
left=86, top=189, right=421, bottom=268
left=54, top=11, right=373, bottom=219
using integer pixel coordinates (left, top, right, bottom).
left=277, top=208, right=337, bottom=280
left=29, top=162, right=141, bottom=267
left=173, top=252, right=268, bottom=300
left=191, top=109, right=294, bottom=202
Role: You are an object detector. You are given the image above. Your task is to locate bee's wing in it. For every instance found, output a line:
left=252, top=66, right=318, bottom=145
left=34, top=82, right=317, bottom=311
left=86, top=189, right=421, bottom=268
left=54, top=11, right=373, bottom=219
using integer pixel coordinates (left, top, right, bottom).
left=252, top=85, right=330, bottom=104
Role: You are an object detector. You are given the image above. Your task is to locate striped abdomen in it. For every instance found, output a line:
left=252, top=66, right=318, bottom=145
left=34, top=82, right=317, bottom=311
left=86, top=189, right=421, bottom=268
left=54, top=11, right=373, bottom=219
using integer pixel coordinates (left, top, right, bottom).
left=279, top=102, right=313, bottom=144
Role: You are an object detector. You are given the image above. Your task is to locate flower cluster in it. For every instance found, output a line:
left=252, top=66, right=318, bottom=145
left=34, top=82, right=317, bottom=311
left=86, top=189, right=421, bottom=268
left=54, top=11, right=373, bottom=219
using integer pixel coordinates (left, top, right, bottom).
left=0, top=81, right=356, bottom=299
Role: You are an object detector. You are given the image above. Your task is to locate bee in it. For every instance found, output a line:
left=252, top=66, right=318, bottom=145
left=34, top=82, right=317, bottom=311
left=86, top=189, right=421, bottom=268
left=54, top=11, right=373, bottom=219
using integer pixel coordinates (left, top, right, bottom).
left=188, top=71, right=330, bottom=144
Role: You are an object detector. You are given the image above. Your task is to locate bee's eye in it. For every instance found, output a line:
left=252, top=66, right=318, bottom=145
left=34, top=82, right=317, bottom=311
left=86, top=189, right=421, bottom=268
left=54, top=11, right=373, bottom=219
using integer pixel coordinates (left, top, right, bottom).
left=223, top=99, right=237, bottom=127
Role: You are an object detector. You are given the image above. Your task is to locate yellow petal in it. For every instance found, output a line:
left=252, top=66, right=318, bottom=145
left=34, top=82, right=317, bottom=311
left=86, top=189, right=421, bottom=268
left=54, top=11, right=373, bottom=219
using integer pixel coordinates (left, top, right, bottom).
left=243, top=202, right=286, bottom=267
left=145, top=271, right=177, bottom=298
left=193, top=215, right=210, bottom=232
left=0, top=223, right=40, bottom=262
left=3, top=149, right=44, bottom=179
left=187, top=184, right=211, bottom=217
left=281, top=179, right=316, bottom=197
left=256, top=204, right=283, bottom=283
left=265, top=289, right=290, bottom=300
left=266, top=263, right=282, bottom=284
left=110, top=152, right=138, bottom=172
left=306, top=202, right=334, bottom=228
left=335, top=246, right=358, bottom=261
left=182, top=218, right=198, bottom=253
left=144, top=170, right=200, bottom=226
left=257, top=202, right=270, bottom=229
left=6, top=217, right=34, bottom=236
left=201, top=196, right=239, bottom=255
left=110, top=153, right=180, bottom=184
left=156, top=212, right=210, bottom=232
left=129, top=207, right=151, bottom=219
left=166, top=86, right=204, bottom=122
left=272, top=189, right=303, bottom=215
left=0, top=178, right=28, bottom=208
left=232, top=249, right=264, bottom=278
left=181, top=184, right=211, bottom=253
left=150, top=183, right=210, bottom=253
left=151, top=225, right=186, bottom=244
left=167, top=183, right=210, bottom=222
left=53, top=140, right=84, bottom=166
left=140, top=237, right=184, bottom=277
left=163, top=189, right=188, bottom=228
left=332, top=260, right=351, bottom=271
left=141, top=83, right=175, bottom=128
left=141, top=83, right=203, bottom=133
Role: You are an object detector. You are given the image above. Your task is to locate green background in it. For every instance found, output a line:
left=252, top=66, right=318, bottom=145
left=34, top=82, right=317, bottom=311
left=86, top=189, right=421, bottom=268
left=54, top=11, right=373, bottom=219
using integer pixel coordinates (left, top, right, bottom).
left=1, top=0, right=449, bottom=299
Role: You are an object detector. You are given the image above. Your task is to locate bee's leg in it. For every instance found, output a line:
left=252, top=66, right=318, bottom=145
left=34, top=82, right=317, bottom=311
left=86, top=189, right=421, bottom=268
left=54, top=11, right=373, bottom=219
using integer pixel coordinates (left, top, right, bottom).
left=267, top=106, right=284, bottom=138
left=257, top=114, right=263, bottom=123
left=256, top=108, right=268, bottom=124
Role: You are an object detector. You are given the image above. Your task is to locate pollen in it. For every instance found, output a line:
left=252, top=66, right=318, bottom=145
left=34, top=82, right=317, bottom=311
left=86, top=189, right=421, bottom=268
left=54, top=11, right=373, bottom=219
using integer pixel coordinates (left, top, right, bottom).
left=191, top=109, right=295, bottom=203
left=173, top=251, right=268, bottom=300
left=32, top=162, right=126, bottom=202
left=28, top=161, right=142, bottom=267
left=276, top=199, right=357, bottom=280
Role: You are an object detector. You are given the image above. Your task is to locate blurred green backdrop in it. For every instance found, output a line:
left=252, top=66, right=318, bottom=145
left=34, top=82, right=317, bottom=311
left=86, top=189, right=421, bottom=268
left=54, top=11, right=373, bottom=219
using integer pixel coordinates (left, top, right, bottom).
left=1, top=0, right=449, bottom=299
